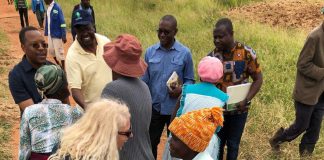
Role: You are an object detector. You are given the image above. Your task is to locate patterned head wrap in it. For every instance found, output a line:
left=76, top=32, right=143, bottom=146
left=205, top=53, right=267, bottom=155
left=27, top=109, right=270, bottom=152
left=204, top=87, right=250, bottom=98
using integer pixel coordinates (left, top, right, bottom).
left=169, top=107, right=224, bottom=152
left=34, top=65, right=65, bottom=98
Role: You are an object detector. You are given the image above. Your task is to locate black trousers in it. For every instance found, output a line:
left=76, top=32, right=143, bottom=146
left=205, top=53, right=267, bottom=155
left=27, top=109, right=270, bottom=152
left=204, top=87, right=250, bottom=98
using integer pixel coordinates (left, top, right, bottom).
left=149, top=108, right=171, bottom=159
left=282, top=93, right=324, bottom=151
left=18, top=8, right=29, bottom=28
left=217, top=112, right=248, bottom=160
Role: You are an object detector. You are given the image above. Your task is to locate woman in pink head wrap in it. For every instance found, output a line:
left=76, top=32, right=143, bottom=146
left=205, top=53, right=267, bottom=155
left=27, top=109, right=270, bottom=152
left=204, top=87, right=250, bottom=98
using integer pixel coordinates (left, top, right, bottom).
left=163, top=56, right=229, bottom=160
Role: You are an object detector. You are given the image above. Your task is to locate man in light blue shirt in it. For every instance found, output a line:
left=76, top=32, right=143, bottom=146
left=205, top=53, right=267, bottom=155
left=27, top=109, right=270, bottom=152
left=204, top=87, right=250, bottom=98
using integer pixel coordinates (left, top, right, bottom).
left=141, top=15, right=195, bottom=159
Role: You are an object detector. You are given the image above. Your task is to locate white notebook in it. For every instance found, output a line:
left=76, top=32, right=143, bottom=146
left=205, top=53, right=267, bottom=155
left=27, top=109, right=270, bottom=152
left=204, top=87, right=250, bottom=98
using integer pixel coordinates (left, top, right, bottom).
left=226, top=83, right=252, bottom=111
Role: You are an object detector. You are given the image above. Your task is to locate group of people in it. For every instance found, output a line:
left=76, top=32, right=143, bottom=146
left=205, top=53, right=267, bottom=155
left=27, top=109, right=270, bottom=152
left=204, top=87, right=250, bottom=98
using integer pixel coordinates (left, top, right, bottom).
left=6, top=0, right=324, bottom=160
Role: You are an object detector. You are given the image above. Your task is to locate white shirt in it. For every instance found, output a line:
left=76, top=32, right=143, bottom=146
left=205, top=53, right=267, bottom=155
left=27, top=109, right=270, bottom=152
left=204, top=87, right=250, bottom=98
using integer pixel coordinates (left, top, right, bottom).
left=46, top=1, right=55, bottom=36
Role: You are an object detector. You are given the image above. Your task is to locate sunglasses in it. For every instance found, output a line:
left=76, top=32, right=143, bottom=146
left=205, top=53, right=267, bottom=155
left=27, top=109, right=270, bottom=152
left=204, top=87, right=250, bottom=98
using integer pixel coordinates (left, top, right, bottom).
left=32, top=42, right=48, bottom=49
left=118, top=125, right=132, bottom=138
left=156, top=29, right=172, bottom=35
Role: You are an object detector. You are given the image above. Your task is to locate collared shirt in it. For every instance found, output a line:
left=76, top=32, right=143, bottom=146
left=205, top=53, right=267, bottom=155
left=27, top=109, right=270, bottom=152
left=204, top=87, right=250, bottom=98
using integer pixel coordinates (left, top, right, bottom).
left=142, top=40, right=195, bottom=115
left=19, top=99, right=83, bottom=160
left=9, top=55, right=52, bottom=105
left=208, top=42, right=261, bottom=112
left=66, top=33, right=112, bottom=104
left=208, top=42, right=261, bottom=92
left=46, top=1, right=55, bottom=35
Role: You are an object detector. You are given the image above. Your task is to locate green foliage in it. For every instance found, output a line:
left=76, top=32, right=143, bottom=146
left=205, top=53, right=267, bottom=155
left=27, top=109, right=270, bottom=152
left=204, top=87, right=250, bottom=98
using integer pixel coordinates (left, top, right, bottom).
left=0, top=31, right=8, bottom=56
left=0, top=118, right=12, bottom=160
left=55, top=0, right=324, bottom=159
left=219, top=0, right=264, bottom=7
left=0, top=30, right=12, bottom=159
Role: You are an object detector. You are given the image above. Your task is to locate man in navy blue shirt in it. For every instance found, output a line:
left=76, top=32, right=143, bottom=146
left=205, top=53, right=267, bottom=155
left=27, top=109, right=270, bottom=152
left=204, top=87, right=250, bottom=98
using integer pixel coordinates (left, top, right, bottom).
left=9, top=26, right=52, bottom=113
left=141, top=15, right=195, bottom=159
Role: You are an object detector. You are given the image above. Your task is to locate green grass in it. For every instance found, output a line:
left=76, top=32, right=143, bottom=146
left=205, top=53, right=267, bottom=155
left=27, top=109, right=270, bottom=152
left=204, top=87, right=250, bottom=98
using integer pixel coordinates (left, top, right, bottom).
left=56, top=0, right=323, bottom=159
left=0, top=30, right=12, bottom=159
left=0, top=118, right=12, bottom=160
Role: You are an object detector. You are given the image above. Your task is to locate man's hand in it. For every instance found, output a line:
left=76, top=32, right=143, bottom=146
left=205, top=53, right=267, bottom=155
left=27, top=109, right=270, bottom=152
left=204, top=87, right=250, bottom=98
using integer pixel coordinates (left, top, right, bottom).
left=168, top=83, right=182, bottom=98
left=237, top=99, right=249, bottom=112
left=62, top=37, right=67, bottom=44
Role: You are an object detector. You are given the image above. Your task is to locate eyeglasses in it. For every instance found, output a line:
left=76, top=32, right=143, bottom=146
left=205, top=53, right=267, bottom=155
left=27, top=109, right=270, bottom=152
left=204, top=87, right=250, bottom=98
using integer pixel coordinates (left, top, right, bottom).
left=118, top=125, right=132, bottom=138
left=156, top=29, right=172, bottom=35
left=32, top=42, right=48, bottom=49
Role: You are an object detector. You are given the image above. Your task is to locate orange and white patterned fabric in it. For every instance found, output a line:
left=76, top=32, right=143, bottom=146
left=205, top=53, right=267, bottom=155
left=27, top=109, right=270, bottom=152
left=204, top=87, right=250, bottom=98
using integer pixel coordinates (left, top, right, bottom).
left=168, top=107, right=224, bottom=152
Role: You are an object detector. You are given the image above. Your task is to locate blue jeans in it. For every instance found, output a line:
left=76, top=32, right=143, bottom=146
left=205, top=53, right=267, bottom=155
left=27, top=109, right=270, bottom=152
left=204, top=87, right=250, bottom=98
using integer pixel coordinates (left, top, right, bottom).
left=217, top=112, right=248, bottom=160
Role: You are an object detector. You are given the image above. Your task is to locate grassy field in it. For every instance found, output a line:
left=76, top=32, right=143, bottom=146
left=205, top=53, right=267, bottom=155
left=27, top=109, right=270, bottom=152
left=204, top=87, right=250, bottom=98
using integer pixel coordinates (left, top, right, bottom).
left=54, top=0, right=324, bottom=159
left=0, top=30, right=13, bottom=160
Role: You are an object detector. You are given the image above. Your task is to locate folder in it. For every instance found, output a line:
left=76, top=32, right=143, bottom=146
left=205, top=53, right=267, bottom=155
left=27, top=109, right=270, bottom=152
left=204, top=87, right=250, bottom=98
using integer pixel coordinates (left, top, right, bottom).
left=226, top=83, right=252, bottom=111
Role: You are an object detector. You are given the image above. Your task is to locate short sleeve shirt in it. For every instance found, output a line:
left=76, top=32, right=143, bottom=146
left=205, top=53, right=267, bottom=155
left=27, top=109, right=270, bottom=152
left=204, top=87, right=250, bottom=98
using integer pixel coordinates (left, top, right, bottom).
left=208, top=42, right=261, bottom=92
left=66, top=33, right=112, bottom=104
left=9, top=55, right=52, bottom=105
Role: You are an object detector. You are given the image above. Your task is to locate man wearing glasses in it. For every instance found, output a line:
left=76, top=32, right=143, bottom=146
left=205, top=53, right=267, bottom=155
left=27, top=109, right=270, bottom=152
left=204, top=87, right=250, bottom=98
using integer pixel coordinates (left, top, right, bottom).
left=142, top=15, right=195, bottom=159
left=9, top=26, right=53, bottom=113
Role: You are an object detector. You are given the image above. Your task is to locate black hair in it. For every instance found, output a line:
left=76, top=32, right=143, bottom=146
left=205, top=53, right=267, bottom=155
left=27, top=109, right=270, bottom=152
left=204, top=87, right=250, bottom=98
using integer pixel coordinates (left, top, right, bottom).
left=215, top=18, right=233, bottom=33
left=161, top=15, right=177, bottom=28
left=19, top=26, right=38, bottom=44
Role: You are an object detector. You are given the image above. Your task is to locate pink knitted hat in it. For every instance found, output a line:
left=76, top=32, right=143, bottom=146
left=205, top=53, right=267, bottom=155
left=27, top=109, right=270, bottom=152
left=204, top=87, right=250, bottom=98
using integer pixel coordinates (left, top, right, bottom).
left=198, top=56, right=223, bottom=83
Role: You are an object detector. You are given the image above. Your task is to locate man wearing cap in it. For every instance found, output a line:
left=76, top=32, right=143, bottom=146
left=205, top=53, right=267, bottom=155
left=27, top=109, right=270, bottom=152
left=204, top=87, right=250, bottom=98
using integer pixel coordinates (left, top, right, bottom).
left=141, top=15, right=195, bottom=159
left=19, top=65, right=82, bottom=160
left=269, top=21, right=324, bottom=156
left=44, top=0, right=67, bottom=70
left=101, top=34, right=154, bottom=160
left=9, top=26, right=53, bottom=113
left=71, top=0, right=96, bottom=40
left=66, top=9, right=112, bottom=109
left=209, top=18, right=263, bottom=160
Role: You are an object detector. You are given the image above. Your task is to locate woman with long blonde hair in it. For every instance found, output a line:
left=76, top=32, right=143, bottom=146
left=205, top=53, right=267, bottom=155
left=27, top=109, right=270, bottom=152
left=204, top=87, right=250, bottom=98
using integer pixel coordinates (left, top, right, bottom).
left=49, top=99, right=132, bottom=160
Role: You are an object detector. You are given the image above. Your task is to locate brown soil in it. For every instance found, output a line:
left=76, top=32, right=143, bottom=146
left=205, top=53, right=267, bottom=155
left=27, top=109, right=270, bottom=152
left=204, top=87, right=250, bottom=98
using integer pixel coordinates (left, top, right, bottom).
left=226, top=0, right=324, bottom=31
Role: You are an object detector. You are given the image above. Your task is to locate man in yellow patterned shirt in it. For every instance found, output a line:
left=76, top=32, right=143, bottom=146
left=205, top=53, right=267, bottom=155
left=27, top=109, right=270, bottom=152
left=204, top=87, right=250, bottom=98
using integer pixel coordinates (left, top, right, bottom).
left=208, top=18, right=263, bottom=160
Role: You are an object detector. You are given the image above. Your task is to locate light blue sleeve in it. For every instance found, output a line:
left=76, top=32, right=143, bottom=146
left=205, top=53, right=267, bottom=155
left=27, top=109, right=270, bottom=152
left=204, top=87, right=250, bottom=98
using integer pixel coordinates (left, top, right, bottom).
left=183, top=50, right=195, bottom=84
left=19, top=112, right=31, bottom=160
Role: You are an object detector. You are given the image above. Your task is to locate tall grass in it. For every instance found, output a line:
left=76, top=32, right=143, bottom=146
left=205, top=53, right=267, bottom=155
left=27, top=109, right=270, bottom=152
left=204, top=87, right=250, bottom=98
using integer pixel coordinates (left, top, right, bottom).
left=56, top=0, right=323, bottom=159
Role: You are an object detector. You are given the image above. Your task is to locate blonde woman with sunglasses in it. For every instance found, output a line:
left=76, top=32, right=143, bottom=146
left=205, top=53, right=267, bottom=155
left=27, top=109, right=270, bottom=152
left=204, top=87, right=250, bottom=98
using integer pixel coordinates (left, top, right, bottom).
left=49, top=99, right=132, bottom=160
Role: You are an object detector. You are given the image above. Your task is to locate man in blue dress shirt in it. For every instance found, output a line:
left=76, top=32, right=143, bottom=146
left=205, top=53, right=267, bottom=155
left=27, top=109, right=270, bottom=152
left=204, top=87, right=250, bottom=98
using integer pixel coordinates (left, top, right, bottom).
left=142, top=15, right=195, bottom=159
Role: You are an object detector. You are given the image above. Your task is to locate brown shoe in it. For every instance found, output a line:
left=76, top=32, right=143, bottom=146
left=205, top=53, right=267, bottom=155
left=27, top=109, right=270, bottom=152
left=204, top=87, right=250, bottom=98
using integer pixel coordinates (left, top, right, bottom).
left=269, top=127, right=285, bottom=151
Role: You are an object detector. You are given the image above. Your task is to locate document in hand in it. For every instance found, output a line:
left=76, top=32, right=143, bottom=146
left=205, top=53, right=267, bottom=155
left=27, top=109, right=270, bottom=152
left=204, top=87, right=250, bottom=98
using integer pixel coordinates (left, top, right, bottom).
left=166, top=71, right=181, bottom=90
left=226, top=83, right=252, bottom=111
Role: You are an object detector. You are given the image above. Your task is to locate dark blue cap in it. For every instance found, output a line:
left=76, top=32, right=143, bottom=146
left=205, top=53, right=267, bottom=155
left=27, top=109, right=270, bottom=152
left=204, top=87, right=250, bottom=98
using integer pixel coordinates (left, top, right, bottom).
left=72, top=9, right=93, bottom=27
